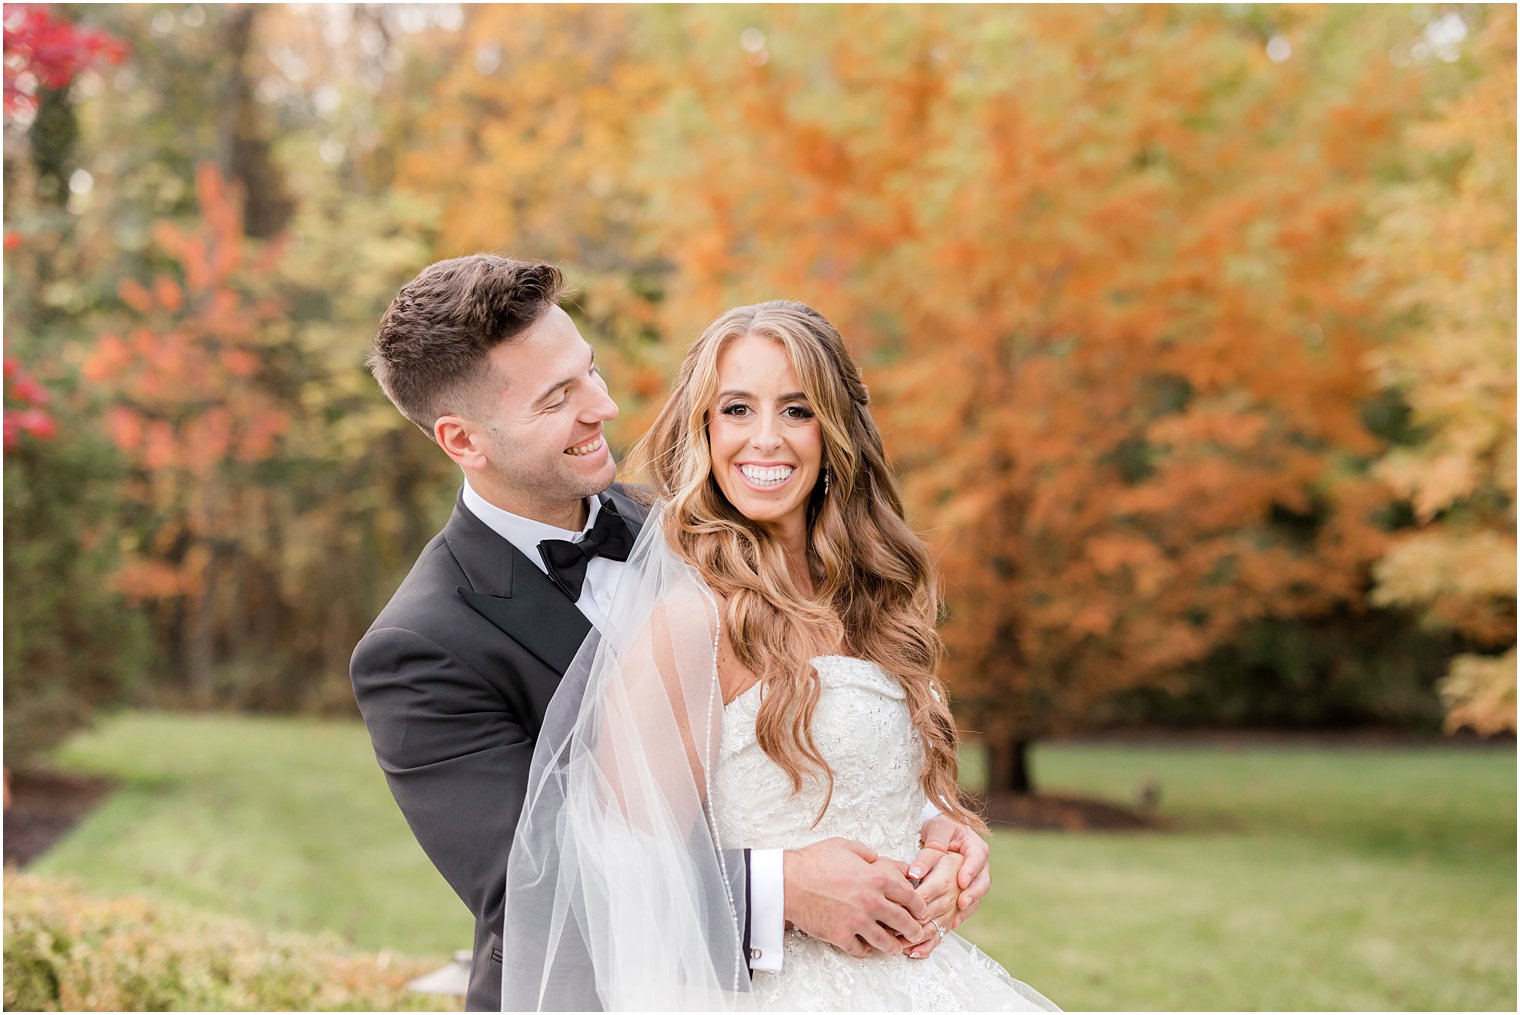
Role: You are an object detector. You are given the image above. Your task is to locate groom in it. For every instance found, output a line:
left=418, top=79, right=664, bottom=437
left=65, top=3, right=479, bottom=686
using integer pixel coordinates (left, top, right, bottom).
left=351, top=254, right=991, bottom=1011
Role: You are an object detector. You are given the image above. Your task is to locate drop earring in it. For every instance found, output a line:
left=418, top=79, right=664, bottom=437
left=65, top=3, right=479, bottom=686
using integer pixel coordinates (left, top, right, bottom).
left=822, top=465, right=830, bottom=497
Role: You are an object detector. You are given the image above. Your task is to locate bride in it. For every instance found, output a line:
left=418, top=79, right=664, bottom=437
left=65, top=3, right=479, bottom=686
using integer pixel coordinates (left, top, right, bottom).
left=502, top=301, right=1059, bottom=1011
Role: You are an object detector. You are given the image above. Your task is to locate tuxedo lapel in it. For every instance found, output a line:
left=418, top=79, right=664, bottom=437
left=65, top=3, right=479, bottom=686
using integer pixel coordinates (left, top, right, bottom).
left=446, top=489, right=647, bottom=678
left=445, top=493, right=591, bottom=678
left=457, top=583, right=590, bottom=677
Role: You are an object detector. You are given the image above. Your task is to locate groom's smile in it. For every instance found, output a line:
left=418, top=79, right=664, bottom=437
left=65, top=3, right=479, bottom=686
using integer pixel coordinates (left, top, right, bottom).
left=565, top=432, right=607, bottom=459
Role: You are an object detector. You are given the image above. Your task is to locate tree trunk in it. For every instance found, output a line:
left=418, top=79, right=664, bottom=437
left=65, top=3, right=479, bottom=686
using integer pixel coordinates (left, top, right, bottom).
left=185, top=548, right=220, bottom=708
left=986, top=734, right=1035, bottom=796
left=29, top=86, right=78, bottom=209
left=215, top=5, right=293, bottom=238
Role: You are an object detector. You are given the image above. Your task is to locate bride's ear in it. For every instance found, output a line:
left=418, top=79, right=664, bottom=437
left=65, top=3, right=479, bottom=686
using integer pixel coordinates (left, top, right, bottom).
left=435, top=415, right=488, bottom=471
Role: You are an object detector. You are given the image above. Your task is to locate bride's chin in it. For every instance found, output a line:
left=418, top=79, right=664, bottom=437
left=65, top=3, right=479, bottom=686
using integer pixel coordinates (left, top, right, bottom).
left=730, top=499, right=778, bottom=523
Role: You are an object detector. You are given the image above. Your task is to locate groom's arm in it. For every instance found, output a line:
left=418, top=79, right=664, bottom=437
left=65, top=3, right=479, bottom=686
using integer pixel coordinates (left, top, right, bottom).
left=746, top=849, right=785, bottom=970
left=739, top=842, right=930, bottom=967
left=775, top=838, right=930, bottom=958
left=351, top=625, right=534, bottom=943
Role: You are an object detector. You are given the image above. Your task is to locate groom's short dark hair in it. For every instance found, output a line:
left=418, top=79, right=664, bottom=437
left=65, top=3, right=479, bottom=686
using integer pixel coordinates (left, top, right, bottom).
left=369, top=254, right=565, bottom=432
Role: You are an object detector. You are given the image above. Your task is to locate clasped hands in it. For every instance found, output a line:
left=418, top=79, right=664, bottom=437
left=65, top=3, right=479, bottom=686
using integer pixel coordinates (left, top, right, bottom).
left=782, top=815, right=990, bottom=961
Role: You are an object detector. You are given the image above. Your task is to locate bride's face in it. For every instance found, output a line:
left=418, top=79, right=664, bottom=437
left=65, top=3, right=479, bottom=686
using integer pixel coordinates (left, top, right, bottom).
left=706, top=332, right=824, bottom=543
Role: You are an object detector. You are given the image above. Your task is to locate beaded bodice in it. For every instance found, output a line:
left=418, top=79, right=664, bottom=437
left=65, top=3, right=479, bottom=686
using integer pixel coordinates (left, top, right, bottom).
left=712, top=655, right=925, bottom=861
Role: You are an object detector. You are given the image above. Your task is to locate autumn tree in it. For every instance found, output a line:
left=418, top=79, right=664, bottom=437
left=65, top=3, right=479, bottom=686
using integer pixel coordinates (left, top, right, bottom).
left=615, top=5, right=1455, bottom=791
left=3, top=4, right=139, bottom=767
left=8, top=5, right=460, bottom=717
left=1362, top=7, right=1517, bottom=735
left=394, top=5, right=662, bottom=272
left=265, top=161, right=450, bottom=708
left=2, top=4, right=126, bottom=208
left=390, top=7, right=1491, bottom=788
left=82, top=164, right=290, bottom=705
left=11, top=3, right=1500, bottom=757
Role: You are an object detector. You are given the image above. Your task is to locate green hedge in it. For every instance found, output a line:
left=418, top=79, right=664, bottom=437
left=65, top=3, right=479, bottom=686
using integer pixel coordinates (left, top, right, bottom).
left=3, top=872, right=454, bottom=1011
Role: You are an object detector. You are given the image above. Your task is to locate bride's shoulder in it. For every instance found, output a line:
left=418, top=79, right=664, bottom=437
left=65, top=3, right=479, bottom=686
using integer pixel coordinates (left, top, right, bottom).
left=640, top=581, right=722, bottom=648
left=643, top=584, right=757, bottom=702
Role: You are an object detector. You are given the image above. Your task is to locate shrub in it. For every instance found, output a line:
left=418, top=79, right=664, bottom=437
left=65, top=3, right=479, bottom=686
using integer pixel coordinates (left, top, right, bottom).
left=2, top=872, right=454, bottom=1011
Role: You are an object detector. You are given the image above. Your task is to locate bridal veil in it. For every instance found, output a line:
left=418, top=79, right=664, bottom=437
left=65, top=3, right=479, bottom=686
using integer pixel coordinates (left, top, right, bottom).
left=502, top=504, right=754, bottom=1011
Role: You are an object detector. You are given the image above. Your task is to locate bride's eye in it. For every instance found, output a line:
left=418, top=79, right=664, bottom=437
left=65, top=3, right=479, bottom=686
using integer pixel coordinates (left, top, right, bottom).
left=720, top=403, right=751, bottom=418
left=783, top=404, right=815, bottom=420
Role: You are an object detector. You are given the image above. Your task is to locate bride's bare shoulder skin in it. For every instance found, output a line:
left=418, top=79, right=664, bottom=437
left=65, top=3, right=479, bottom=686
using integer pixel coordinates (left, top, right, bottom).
left=708, top=592, right=762, bottom=705
left=643, top=584, right=759, bottom=705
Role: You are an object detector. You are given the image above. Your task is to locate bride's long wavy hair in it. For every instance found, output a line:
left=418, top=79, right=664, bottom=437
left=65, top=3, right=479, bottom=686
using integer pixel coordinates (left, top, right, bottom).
left=630, top=301, right=985, bottom=830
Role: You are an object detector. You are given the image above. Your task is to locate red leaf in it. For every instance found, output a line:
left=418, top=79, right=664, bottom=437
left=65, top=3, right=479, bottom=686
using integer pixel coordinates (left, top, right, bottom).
left=118, top=278, right=153, bottom=314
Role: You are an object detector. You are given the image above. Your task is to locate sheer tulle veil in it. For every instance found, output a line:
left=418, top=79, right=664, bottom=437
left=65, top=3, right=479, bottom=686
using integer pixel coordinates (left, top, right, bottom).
left=501, top=503, right=755, bottom=1011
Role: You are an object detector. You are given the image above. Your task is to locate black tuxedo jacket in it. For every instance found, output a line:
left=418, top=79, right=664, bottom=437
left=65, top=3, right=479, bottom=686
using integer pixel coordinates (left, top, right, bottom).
left=351, top=485, right=749, bottom=1011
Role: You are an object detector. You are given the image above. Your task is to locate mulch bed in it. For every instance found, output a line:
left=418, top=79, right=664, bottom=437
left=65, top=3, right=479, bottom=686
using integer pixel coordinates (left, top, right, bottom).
left=982, top=792, right=1165, bottom=832
left=4, top=769, right=116, bottom=867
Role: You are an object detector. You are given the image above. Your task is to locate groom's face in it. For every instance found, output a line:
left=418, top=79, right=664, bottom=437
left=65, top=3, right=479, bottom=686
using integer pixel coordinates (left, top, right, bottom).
left=464, top=306, right=620, bottom=523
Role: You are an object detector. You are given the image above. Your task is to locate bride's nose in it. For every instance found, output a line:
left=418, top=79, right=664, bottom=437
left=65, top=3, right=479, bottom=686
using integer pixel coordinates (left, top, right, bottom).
left=751, top=418, right=783, bottom=454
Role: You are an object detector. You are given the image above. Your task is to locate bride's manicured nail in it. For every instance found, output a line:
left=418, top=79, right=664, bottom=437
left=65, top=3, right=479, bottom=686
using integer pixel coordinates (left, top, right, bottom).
left=907, top=866, right=923, bottom=879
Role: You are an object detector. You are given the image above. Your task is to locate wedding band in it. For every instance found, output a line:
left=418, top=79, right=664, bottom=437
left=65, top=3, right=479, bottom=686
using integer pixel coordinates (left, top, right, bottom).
left=931, top=919, right=946, bottom=939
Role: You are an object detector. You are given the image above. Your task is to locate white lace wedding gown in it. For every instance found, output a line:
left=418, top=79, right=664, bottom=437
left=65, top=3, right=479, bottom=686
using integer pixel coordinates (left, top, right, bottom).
left=712, top=655, right=1060, bottom=1012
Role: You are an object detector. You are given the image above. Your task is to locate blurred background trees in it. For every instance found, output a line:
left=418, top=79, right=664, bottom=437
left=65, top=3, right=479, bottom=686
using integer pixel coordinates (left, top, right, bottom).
left=4, top=3, right=1514, bottom=786
left=1361, top=6, right=1516, bottom=737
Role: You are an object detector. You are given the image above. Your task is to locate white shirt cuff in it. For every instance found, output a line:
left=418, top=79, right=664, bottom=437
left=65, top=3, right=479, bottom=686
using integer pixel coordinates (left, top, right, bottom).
left=747, top=848, right=785, bottom=972
left=919, top=798, right=944, bottom=826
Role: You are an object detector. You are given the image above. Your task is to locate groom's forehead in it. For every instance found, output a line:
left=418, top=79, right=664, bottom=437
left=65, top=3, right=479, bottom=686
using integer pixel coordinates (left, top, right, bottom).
left=494, top=320, right=593, bottom=402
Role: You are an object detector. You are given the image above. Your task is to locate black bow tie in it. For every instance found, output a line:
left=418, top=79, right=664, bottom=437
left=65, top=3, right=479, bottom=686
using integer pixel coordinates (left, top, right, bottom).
left=537, top=500, right=634, bottom=601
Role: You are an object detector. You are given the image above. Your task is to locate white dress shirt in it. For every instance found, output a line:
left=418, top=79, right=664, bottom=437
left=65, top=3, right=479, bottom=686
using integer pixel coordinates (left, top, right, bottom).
left=461, top=480, right=788, bottom=970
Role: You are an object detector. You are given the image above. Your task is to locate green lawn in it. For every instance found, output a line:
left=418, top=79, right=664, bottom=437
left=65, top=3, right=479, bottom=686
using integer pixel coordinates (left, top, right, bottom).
left=34, top=712, right=1517, bottom=1011
left=36, top=712, right=466, bottom=961
left=956, top=742, right=1516, bottom=1011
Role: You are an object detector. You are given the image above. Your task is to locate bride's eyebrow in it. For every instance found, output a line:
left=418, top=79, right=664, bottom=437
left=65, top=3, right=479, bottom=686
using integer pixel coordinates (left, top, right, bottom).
left=716, top=389, right=809, bottom=401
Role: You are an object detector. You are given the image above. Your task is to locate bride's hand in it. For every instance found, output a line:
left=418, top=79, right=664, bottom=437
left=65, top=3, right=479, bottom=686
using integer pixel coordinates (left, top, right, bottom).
left=901, top=848, right=963, bottom=959
left=915, top=814, right=992, bottom=927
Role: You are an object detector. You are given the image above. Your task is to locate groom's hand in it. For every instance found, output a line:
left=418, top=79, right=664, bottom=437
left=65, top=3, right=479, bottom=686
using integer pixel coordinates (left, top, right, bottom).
left=783, top=837, right=928, bottom=958
left=913, top=814, right=991, bottom=928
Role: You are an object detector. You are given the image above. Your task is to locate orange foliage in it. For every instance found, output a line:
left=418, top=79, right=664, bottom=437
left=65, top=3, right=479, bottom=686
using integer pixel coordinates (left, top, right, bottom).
left=395, top=5, right=663, bottom=271
left=1362, top=8, right=1517, bottom=733
left=616, top=6, right=1419, bottom=742
left=401, top=7, right=1493, bottom=749
left=82, top=163, right=289, bottom=605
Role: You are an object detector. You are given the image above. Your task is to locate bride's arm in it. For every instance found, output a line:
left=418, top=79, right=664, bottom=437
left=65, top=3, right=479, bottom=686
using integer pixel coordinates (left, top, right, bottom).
left=591, top=583, right=724, bottom=827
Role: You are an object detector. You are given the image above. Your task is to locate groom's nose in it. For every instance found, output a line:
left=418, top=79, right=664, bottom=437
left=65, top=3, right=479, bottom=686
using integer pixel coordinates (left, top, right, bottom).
left=580, top=380, right=618, bottom=422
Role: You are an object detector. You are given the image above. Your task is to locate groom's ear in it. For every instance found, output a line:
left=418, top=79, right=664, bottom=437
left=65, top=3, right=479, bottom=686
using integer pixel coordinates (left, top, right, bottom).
left=435, top=415, right=487, bottom=471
